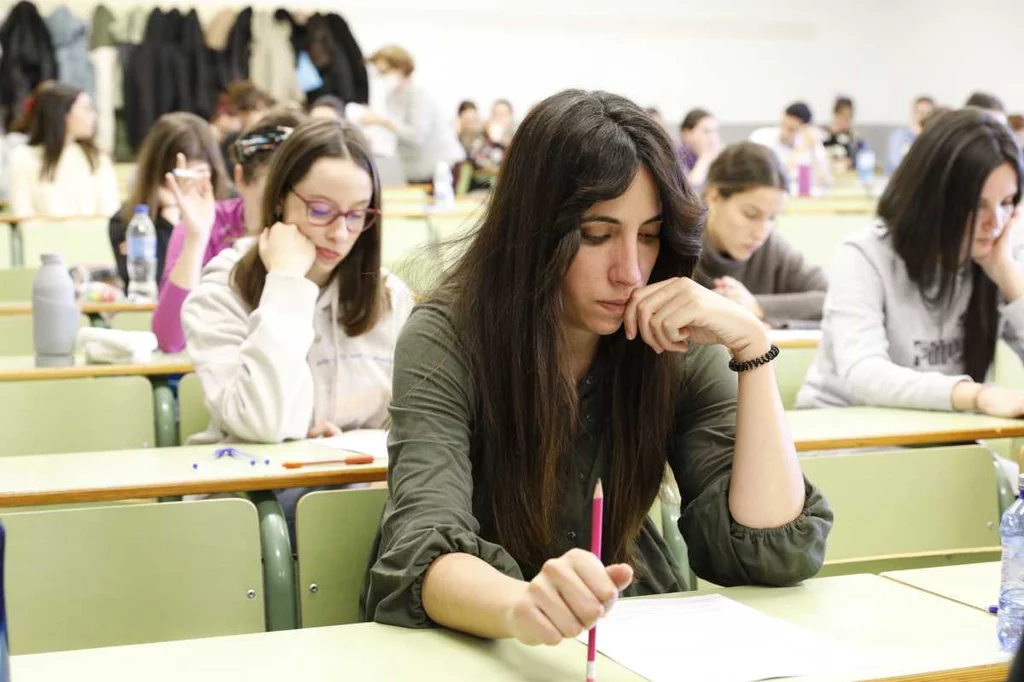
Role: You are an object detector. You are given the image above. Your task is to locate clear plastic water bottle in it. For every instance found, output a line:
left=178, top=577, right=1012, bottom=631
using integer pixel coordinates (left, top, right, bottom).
left=998, top=474, right=1024, bottom=652
left=855, top=149, right=877, bottom=195
left=126, top=205, right=158, bottom=301
left=432, top=162, right=455, bottom=210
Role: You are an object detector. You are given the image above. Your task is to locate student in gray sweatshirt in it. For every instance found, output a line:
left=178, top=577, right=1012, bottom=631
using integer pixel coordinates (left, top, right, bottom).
left=797, top=108, right=1024, bottom=415
left=694, top=142, right=828, bottom=328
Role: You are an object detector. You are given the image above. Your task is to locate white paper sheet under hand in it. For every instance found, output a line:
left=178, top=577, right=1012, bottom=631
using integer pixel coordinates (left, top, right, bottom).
left=577, top=594, right=864, bottom=682
left=314, top=430, right=389, bottom=460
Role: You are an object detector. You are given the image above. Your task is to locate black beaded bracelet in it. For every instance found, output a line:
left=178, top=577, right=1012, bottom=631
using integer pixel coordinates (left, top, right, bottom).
left=728, top=344, right=780, bottom=373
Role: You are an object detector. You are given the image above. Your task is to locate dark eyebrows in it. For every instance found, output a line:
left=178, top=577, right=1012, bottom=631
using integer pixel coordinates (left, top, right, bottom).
left=580, top=213, right=663, bottom=226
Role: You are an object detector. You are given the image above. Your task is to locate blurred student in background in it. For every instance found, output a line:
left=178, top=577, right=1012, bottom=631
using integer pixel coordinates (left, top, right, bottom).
left=109, top=112, right=230, bottom=294
left=487, top=99, right=517, bottom=147
left=8, top=82, right=119, bottom=216
left=677, top=108, right=721, bottom=189
left=308, top=95, right=346, bottom=121
left=694, top=142, right=827, bottom=328
left=886, top=95, right=934, bottom=174
left=822, top=96, right=866, bottom=172
left=965, top=91, right=1007, bottom=124
left=210, top=80, right=275, bottom=168
left=750, top=101, right=831, bottom=188
left=153, top=109, right=305, bottom=353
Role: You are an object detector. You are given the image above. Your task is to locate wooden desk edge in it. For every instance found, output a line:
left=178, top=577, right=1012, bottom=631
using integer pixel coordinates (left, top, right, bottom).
left=0, top=362, right=194, bottom=381
left=0, top=464, right=389, bottom=507
left=873, top=662, right=1007, bottom=682
left=794, top=426, right=1024, bottom=452
left=0, top=302, right=156, bottom=316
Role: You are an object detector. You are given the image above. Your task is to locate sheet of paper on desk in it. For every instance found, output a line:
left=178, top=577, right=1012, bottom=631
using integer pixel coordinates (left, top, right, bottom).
left=577, top=594, right=864, bottom=682
left=316, top=430, right=389, bottom=459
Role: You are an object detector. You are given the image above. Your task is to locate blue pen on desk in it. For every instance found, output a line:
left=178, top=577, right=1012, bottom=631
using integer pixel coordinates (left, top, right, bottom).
left=990, top=605, right=999, bottom=614
left=194, top=448, right=271, bottom=470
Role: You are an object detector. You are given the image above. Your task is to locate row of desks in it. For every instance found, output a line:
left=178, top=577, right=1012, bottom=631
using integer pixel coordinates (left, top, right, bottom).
left=11, top=570, right=1008, bottom=682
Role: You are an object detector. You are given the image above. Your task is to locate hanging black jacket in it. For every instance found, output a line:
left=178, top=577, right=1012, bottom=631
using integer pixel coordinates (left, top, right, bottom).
left=326, top=13, right=368, bottom=104
left=0, top=1, right=57, bottom=129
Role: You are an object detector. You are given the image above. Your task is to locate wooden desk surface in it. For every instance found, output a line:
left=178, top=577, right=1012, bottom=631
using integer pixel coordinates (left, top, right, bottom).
left=0, top=353, right=192, bottom=381
left=0, top=300, right=157, bottom=316
left=769, top=328, right=821, bottom=350
left=0, top=440, right=387, bottom=507
left=788, top=407, right=1024, bottom=452
left=882, top=562, right=1000, bottom=613
left=11, top=574, right=1007, bottom=682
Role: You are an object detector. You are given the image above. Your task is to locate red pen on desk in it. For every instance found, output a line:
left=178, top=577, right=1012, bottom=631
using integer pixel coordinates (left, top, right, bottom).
left=281, top=454, right=375, bottom=469
left=587, top=480, right=604, bottom=682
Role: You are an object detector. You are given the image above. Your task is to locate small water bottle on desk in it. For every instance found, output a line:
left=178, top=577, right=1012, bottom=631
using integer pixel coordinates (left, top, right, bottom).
left=855, top=149, right=877, bottom=196
left=998, top=474, right=1024, bottom=652
left=126, top=205, right=158, bottom=301
left=32, top=253, right=78, bottom=368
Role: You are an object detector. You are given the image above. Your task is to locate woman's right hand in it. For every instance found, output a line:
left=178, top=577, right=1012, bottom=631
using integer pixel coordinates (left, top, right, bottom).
left=505, top=548, right=633, bottom=646
left=977, top=385, right=1024, bottom=418
left=259, top=222, right=317, bottom=278
left=164, top=153, right=216, bottom=239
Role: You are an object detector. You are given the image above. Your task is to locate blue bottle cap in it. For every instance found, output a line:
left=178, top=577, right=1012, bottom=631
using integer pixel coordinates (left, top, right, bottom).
left=133, top=205, right=149, bottom=214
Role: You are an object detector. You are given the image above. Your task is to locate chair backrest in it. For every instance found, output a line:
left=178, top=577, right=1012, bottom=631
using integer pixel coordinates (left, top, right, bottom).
left=382, top=218, right=438, bottom=294
left=296, top=487, right=388, bottom=627
left=0, top=222, right=12, bottom=269
left=776, top=213, right=870, bottom=269
left=773, top=347, right=816, bottom=409
left=20, top=219, right=114, bottom=269
left=0, top=375, right=155, bottom=455
left=0, top=313, right=90, bottom=355
left=800, top=445, right=1001, bottom=570
left=178, top=372, right=209, bottom=444
left=0, top=267, right=38, bottom=301
left=1, top=498, right=265, bottom=654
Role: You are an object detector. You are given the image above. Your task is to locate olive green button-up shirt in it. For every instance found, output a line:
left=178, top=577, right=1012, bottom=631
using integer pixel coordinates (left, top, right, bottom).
left=362, top=303, right=833, bottom=628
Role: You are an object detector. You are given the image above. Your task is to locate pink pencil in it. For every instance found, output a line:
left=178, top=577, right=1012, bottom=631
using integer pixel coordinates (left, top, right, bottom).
left=587, top=480, right=604, bottom=682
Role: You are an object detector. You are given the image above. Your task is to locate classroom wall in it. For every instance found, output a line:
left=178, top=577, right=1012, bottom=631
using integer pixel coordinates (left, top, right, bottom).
left=28, top=0, right=1024, bottom=128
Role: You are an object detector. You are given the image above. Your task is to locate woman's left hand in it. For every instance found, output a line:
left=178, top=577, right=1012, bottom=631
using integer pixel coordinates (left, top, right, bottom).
left=623, top=277, right=769, bottom=359
left=713, top=276, right=764, bottom=320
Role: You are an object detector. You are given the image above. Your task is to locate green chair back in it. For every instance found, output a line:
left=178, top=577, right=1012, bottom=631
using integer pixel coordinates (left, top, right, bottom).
left=776, top=213, right=869, bottom=269
left=20, top=219, right=114, bottom=269
left=0, top=267, right=38, bottom=301
left=296, top=487, right=388, bottom=627
left=0, top=313, right=90, bottom=355
left=800, top=445, right=1002, bottom=574
left=110, top=310, right=154, bottom=332
left=773, top=347, right=817, bottom=409
left=1, top=499, right=265, bottom=654
left=382, top=218, right=438, bottom=294
left=178, top=372, right=209, bottom=444
left=0, top=375, right=155, bottom=455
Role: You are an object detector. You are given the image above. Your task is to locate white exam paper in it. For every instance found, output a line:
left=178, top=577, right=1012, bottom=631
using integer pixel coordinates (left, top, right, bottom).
left=314, top=429, right=389, bottom=460
left=577, top=594, right=863, bottom=682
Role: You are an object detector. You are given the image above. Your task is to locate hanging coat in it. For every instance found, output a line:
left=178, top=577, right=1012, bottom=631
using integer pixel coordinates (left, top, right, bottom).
left=0, top=1, right=57, bottom=129
left=325, top=13, right=368, bottom=105
left=46, top=6, right=96, bottom=100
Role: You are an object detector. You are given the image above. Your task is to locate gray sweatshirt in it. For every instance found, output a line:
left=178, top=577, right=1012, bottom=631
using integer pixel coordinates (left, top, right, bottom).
left=693, top=231, right=828, bottom=327
left=796, top=223, right=1024, bottom=411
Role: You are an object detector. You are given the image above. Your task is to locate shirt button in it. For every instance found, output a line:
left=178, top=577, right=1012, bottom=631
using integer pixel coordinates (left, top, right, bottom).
left=567, top=530, right=578, bottom=542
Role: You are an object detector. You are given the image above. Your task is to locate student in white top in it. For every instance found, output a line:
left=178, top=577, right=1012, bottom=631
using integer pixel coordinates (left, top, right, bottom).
left=182, top=119, right=416, bottom=513
left=797, top=108, right=1024, bottom=416
left=749, top=102, right=831, bottom=189
left=7, top=82, right=119, bottom=217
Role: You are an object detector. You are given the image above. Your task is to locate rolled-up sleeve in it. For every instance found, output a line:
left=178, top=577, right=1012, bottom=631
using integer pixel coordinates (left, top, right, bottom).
left=363, top=305, right=522, bottom=628
left=668, top=345, right=833, bottom=587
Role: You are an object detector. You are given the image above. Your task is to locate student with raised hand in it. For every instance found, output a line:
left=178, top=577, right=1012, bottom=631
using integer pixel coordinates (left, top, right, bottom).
left=676, top=108, right=721, bottom=189
left=750, top=101, right=831, bottom=189
left=362, top=90, right=832, bottom=641
left=797, top=108, right=1024, bottom=415
left=109, top=112, right=231, bottom=298
left=694, top=142, right=827, bottom=328
left=153, top=109, right=305, bottom=353
left=182, top=117, right=414, bottom=449
left=8, top=82, right=119, bottom=217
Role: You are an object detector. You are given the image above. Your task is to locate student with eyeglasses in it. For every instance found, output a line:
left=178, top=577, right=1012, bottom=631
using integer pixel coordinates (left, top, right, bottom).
left=182, top=118, right=414, bottom=516
left=798, top=108, right=1024, bottom=417
left=153, top=109, right=305, bottom=353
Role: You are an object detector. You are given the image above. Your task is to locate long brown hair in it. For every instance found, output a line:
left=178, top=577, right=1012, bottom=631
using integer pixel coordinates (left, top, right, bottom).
left=121, top=112, right=230, bottom=222
left=231, top=119, right=385, bottom=336
left=706, top=141, right=788, bottom=198
left=435, top=89, right=704, bottom=572
left=27, top=82, right=99, bottom=180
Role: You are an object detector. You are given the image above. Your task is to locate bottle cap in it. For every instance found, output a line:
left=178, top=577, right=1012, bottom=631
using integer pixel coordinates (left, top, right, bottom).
left=39, top=253, right=62, bottom=265
left=1018, top=473, right=1024, bottom=493
left=133, top=205, right=149, bottom=214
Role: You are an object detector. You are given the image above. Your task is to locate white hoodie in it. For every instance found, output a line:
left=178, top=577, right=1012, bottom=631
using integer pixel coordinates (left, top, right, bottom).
left=181, top=237, right=415, bottom=444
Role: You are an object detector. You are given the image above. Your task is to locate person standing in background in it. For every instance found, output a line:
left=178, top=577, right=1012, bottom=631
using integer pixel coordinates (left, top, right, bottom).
left=965, top=91, right=1008, bottom=124
left=886, top=95, right=934, bottom=174
left=677, top=108, right=721, bottom=189
left=361, top=45, right=458, bottom=184
left=749, top=101, right=831, bottom=189
left=822, top=96, right=866, bottom=172
left=7, top=82, right=119, bottom=216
